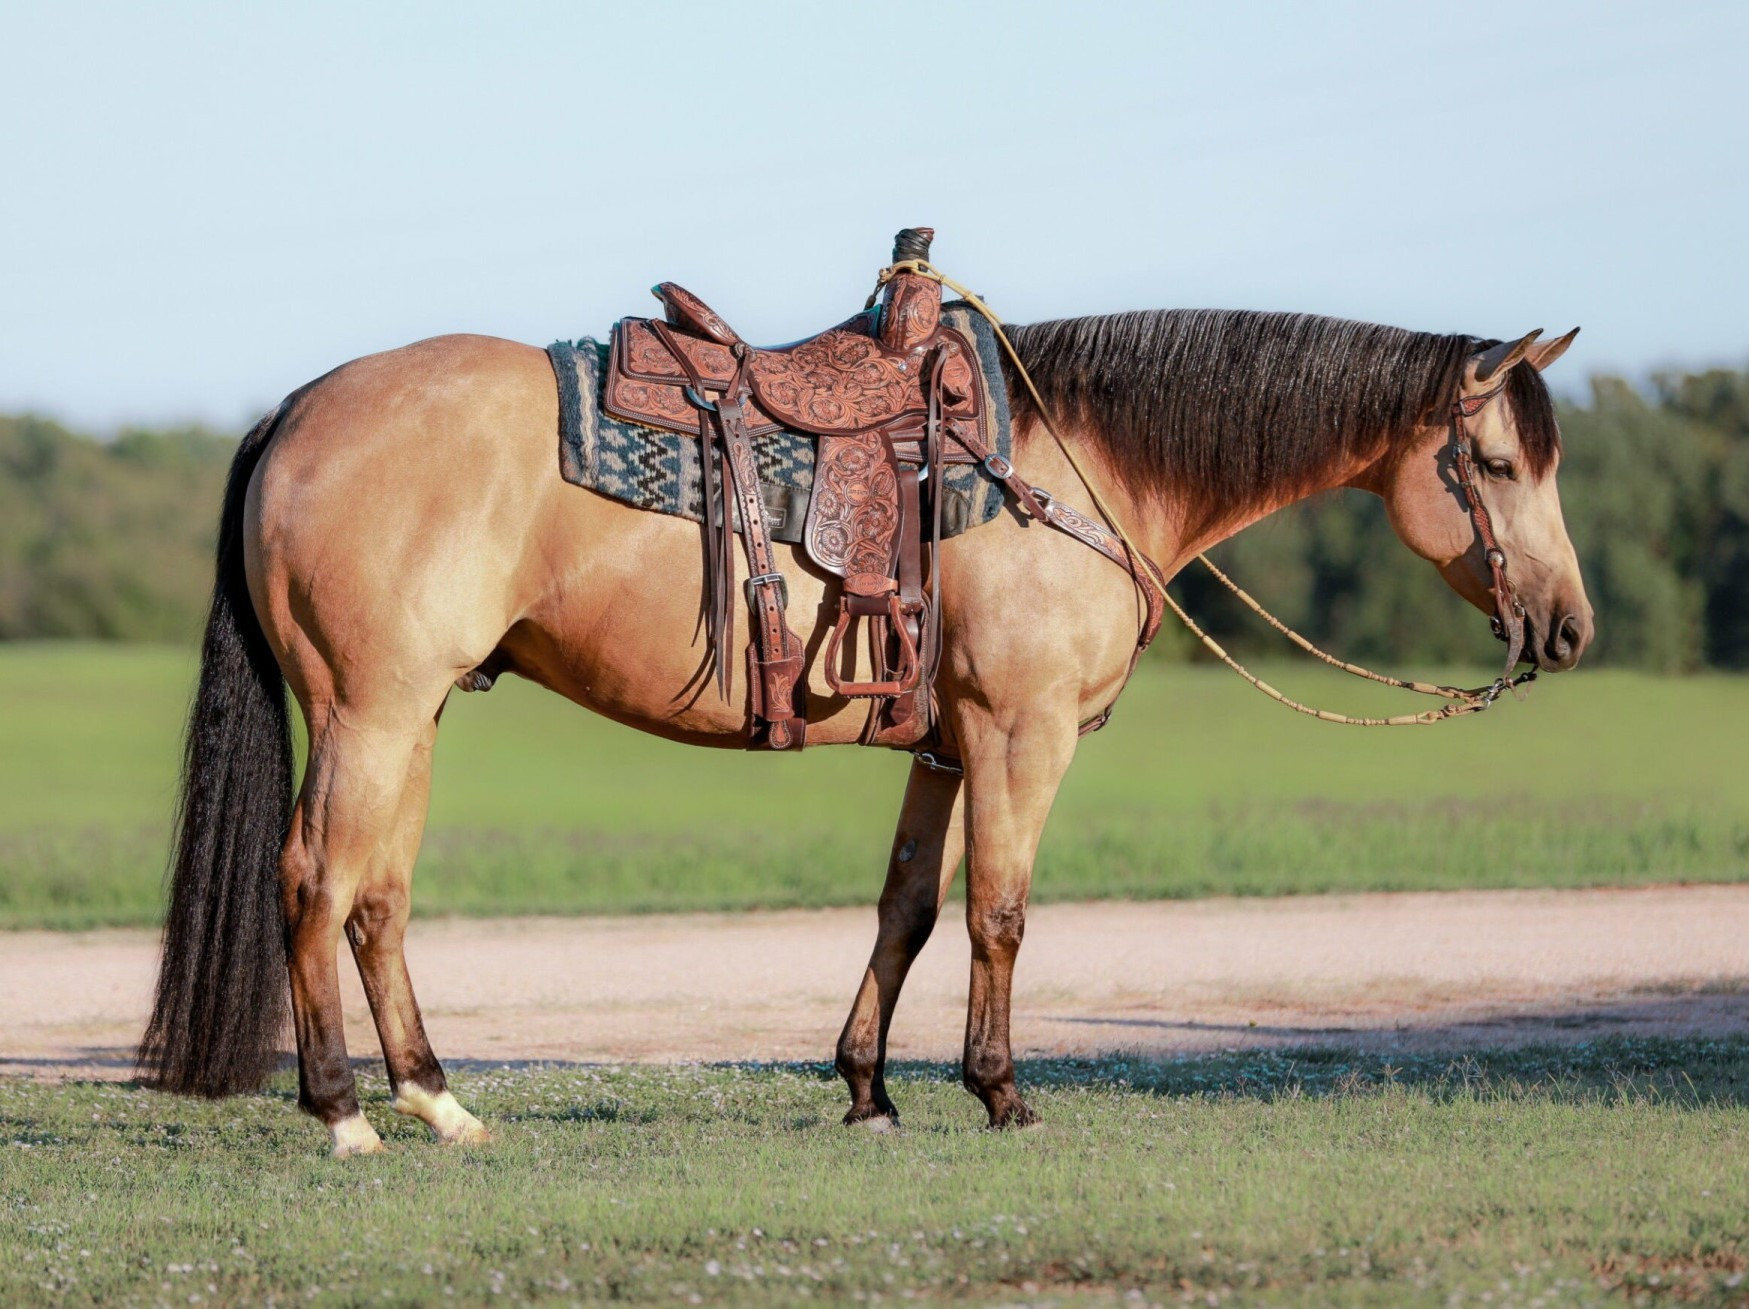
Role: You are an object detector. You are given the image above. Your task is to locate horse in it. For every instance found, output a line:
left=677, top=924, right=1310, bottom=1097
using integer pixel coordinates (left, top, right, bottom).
left=138, top=302, right=1593, bottom=1155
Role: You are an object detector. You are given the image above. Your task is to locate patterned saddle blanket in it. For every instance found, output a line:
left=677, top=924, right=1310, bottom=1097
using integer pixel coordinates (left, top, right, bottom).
left=545, top=301, right=1013, bottom=546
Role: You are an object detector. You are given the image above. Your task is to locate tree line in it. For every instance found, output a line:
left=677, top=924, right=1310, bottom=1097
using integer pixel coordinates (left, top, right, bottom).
left=3, top=365, right=1746, bottom=669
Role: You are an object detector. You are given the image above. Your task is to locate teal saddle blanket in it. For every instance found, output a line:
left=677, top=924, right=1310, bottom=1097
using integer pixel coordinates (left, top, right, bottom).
left=545, top=301, right=1014, bottom=545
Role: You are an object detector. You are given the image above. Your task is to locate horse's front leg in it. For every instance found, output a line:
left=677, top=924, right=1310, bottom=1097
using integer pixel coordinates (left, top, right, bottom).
left=835, top=761, right=965, bottom=1127
left=958, top=710, right=1077, bottom=1128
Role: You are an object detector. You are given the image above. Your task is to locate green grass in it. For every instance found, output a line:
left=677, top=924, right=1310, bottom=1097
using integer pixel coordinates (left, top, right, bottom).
left=4, top=1041, right=1748, bottom=1306
left=1, top=644, right=1745, bottom=929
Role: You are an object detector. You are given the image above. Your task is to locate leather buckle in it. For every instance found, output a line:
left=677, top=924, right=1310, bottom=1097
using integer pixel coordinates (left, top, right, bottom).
left=744, top=571, right=788, bottom=609
left=683, top=386, right=719, bottom=413
left=982, top=452, right=1013, bottom=479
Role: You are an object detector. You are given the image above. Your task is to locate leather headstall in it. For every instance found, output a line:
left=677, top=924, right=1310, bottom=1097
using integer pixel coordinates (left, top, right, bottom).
left=1447, top=378, right=1533, bottom=686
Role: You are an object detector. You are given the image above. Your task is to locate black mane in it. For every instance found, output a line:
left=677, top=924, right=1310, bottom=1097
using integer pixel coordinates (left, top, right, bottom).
left=1002, top=308, right=1561, bottom=532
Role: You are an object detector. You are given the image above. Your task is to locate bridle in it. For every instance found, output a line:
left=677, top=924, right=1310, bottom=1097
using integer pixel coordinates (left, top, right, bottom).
left=1055, top=368, right=1540, bottom=724
left=1447, top=377, right=1532, bottom=684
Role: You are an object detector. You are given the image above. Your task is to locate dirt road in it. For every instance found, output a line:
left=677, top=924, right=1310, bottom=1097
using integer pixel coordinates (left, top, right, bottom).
left=4, top=885, right=1746, bottom=1079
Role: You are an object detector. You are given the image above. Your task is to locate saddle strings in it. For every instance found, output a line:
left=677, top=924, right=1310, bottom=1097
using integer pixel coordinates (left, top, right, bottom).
left=874, top=259, right=1526, bottom=727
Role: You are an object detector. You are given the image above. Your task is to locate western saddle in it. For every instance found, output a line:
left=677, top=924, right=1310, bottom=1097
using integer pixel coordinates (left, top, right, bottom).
left=604, top=228, right=1162, bottom=754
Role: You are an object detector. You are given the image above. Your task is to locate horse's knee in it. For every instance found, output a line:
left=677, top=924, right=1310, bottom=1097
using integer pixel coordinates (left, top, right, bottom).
left=878, top=882, right=942, bottom=956
left=967, top=896, right=1027, bottom=959
left=899, top=912, right=937, bottom=957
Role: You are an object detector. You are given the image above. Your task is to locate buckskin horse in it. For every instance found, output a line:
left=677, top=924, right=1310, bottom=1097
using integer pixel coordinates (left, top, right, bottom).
left=139, top=231, right=1592, bottom=1155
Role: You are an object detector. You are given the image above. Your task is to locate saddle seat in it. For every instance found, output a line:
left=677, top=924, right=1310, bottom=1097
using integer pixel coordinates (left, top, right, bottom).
left=608, top=280, right=988, bottom=444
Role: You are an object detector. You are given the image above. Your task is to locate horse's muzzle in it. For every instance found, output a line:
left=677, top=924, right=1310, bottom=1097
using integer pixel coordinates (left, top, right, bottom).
left=1536, top=608, right=1593, bottom=672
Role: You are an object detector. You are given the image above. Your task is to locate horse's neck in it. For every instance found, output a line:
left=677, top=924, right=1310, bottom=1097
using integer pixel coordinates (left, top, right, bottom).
left=1058, top=426, right=1391, bottom=578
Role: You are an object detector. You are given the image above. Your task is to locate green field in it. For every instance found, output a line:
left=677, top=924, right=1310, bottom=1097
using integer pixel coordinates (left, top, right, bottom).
left=4, top=1042, right=1747, bottom=1306
left=6, top=651, right=1748, bottom=1306
left=0, top=644, right=1744, bottom=929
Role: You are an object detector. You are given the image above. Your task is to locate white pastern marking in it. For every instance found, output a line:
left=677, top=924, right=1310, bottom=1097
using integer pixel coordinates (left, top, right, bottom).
left=329, top=1113, right=386, bottom=1158
left=393, top=1086, right=491, bottom=1146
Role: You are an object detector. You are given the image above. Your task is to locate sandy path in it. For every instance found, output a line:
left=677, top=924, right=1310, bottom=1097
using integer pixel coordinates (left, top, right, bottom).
left=4, top=885, right=1747, bottom=1080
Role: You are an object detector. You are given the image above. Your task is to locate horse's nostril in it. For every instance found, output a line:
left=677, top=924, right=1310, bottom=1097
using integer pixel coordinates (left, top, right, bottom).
left=1547, top=613, right=1583, bottom=667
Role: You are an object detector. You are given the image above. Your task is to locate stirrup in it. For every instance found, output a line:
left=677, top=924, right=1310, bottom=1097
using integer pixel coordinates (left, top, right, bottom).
left=823, top=576, right=920, bottom=699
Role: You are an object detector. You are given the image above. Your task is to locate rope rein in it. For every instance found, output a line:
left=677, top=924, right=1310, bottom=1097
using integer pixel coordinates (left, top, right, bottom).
left=874, top=259, right=1534, bottom=727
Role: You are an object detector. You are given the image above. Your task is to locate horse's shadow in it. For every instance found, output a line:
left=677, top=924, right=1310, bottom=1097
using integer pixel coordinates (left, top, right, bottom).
left=16, top=991, right=1749, bottom=1113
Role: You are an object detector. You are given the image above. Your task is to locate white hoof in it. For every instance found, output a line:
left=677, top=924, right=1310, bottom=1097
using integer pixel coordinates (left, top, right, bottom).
left=329, top=1114, right=386, bottom=1158
left=393, top=1086, right=492, bottom=1146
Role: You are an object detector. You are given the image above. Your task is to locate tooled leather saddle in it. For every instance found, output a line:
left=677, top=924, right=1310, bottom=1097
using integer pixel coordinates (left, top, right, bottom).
left=603, top=227, right=1163, bottom=754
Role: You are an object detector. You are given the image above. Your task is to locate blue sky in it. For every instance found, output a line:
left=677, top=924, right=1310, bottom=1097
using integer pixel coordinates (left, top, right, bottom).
left=2, top=0, right=1744, bottom=430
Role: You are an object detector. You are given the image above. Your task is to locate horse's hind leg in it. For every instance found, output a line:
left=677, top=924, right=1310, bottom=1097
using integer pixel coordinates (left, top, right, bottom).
left=835, top=762, right=965, bottom=1127
left=282, top=700, right=482, bottom=1155
left=345, top=711, right=488, bottom=1146
left=279, top=712, right=415, bottom=1155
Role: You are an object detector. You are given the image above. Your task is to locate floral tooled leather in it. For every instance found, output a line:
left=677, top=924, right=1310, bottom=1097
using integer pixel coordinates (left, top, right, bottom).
left=655, top=282, right=740, bottom=346
left=881, top=274, right=941, bottom=353
left=808, top=433, right=901, bottom=576
left=606, top=311, right=982, bottom=440
left=603, top=272, right=988, bottom=599
left=749, top=331, right=914, bottom=434
left=622, top=320, right=737, bottom=382
left=748, top=335, right=977, bottom=436
left=607, top=319, right=783, bottom=435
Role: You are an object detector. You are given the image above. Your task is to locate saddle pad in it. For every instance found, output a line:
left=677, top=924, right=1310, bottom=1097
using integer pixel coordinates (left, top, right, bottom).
left=546, top=302, right=1013, bottom=546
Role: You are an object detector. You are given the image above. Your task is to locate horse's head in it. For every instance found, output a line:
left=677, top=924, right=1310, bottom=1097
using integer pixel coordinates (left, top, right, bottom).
left=1374, top=329, right=1594, bottom=672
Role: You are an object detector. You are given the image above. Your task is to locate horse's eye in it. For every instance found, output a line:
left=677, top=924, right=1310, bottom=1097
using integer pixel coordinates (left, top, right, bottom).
left=1484, top=458, right=1516, bottom=481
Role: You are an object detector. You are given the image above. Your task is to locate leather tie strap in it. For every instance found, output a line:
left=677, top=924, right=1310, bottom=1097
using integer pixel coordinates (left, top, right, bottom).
left=649, top=318, right=734, bottom=697
left=716, top=356, right=808, bottom=750
left=650, top=319, right=807, bottom=750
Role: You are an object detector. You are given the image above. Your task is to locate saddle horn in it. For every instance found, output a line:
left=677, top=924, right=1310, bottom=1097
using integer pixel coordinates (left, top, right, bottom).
left=893, top=227, right=935, bottom=262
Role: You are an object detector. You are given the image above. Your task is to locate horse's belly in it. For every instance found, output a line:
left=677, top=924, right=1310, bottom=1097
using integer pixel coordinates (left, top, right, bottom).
left=503, top=498, right=890, bottom=749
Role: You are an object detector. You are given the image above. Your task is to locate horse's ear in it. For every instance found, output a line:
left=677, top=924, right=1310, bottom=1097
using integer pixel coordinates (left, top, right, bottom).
left=1525, top=327, right=1580, bottom=372
left=1473, top=329, right=1543, bottom=384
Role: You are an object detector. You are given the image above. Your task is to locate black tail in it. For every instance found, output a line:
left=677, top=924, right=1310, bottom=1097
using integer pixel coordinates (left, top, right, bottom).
left=138, top=407, right=294, bottom=1096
